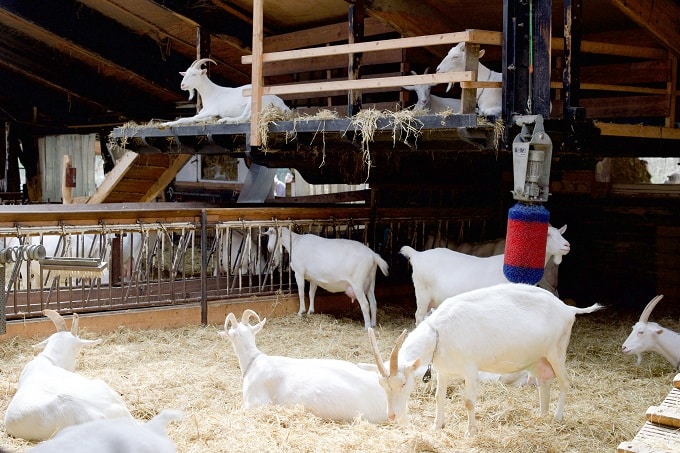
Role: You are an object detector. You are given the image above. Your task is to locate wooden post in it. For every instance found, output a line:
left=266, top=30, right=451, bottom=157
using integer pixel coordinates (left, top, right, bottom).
left=62, top=155, right=74, bottom=204
left=249, top=0, right=264, bottom=147
left=666, top=54, right=677, bottom=127
left=563, top=0, right=585, bottom=123
left=533, top=0, right=552, bottom=118
left=460, top=41, right=480, bottom=115
left=196, top=27, right=211, bottom=113
left=347, top=2, right=365, bottom=117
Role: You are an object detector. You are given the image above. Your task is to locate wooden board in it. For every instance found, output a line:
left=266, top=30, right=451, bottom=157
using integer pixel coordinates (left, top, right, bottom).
left=617, top=422, right=680, bottom=452
left=618, top=374, right=680, bottom=452
left=647, top=388, right=680, bottom=428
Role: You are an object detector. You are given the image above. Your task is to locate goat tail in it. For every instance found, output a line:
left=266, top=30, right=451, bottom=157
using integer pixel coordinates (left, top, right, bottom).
left=146, top=409, right=185, bottom=434
left=376, top=254, right=389, bottom=277
left=399, top=245, right=417, bottom=261
left=571, top=303, right=605, bottom=315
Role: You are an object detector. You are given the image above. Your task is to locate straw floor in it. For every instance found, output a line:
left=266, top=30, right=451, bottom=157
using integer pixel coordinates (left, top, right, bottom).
left=1, top=302, right=678, bottom=453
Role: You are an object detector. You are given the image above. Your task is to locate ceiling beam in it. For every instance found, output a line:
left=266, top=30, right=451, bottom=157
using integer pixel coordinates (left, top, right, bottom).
left=0, top=3, right=180, bottom=101
left=80, top=0, right=253, bottom=84
left=607, top=0, right=680, bottom=56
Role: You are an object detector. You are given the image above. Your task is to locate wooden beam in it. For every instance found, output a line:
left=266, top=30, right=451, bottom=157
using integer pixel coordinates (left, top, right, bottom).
left=607, top=0, right=680, bottom=57
left=550, top=81, right=669, bottom=95
left=552, top=95, right=669, bottom=118
left=86, top=151, right=139, bottom=204
left=264, top=17, right=394, bottom=52
left=551, top=38, right=667, bottom=59
left=594, top=122, right=680, bottom=140
left=348, top=2, right=366, bottom=116
left=242, top=71, right=473, bottom=97
left=249, top=0, right=265, bottom=147
left=261, top=49, right=403, bottom=77
left=242, top=30, right=502, bottom=64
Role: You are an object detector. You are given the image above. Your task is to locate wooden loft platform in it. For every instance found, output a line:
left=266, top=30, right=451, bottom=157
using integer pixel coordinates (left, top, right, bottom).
left=110, top=8, right=680, bottom=181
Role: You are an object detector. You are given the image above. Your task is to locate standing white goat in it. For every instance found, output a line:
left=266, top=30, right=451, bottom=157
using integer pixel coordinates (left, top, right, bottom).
left=436, top=42, right=502, bottom=116
left=161, top=58, right=290, bottom=126
left=401, top=224, right=570, bottom=324
left=367, top=283, right=604, bottom=434
left=215, top=229, right=265, bottom=276
left=220, top=310, right=388, bottom=423
left=264, top=227, right=389, bottom=329
left=27, top=410, right=184, bottom=453
left=403, top=69, right=461, bottom=114
left=622, top=295, right=680, bottom=369
left=4, top=310, right=132, bottom=441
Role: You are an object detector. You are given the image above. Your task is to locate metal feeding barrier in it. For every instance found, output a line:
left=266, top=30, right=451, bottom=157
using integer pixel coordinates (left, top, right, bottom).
left=0, top=244, right=47, bottom=334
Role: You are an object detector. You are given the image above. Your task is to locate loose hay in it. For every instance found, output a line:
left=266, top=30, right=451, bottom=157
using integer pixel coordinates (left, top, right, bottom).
left=2, top=306, right=677, bottom=452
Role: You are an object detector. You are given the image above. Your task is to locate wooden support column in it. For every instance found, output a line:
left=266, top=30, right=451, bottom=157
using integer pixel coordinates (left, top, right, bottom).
left=249, top=0, right=264, bottom=147
left=563, top=0, right=586, bottom=123
left=460, top=40, right=480, bottom=115
left=347, top=1, right=365, bottom=117
left=533, top=0, right=552, bottom=118
left=196, top=27, right=211, bottom=113
left=502, top=0, right=530, bottom=125
left=666, top=54, right=677, bottom=127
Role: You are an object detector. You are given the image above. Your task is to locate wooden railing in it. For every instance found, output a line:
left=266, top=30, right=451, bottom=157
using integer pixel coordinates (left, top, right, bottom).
left=243, top=11, right=503, bottom=146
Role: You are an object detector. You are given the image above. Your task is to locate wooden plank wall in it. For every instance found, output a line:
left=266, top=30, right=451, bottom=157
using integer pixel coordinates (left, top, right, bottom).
left=39, top=134, right=97, bottom=203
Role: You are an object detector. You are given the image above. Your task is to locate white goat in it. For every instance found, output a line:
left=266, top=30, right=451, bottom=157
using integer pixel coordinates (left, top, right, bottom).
left=401, top=224, right=570, bottom=324
left=264, top=227, right=389, bottom=329
left=4, top=310, right=132, bottom=441
left=403, top=69, right=461, bottom=114
left=367, top=283, right=604, bottom=434
left=622, top=295, right=680, bottom=369
left=27, top=410, right=184, bottom=453
left=436, top=42, right=502, bottom=116
left=220, top=309, right=388, bottom=423
left=161, top=58, right=290, bottom=126
left=423, top=235, right=506, bottom=257
left=216, top=229, right=265, bottom=276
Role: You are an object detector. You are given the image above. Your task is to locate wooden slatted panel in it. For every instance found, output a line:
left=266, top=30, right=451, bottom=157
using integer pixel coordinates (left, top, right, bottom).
left=617, top=422, right=680, bottom=452
left=618, top=374, right=680, bottom=453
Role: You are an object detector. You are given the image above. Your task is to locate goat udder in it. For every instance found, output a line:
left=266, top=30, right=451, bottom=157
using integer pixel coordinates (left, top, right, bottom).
left=535, top=358, right=556, bottom=380
left=345, top=286, right=357, bottom=302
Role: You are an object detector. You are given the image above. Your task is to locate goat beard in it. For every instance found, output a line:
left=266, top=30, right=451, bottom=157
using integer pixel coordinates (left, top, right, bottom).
left=187, top=89, right=196, bottom=101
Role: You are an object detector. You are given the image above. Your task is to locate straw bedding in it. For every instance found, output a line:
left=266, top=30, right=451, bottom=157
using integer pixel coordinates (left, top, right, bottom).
left=1, top=303, right=677, bottom=453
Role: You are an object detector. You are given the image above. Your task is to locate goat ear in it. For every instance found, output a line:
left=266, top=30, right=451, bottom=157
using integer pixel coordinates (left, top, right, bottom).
left=479, top=49, right=486, bottom=59
left=403, top=85, right=415, bottom=91
left=407, top=358, right=421, bottom=373
left=559, top=224, right=567, bottom=234
left=179, top=71, right=186, bottom=76
left=251, top=318, right=266, bottom=335
left=33, top=338, right=49, bottom=351
left=78, top=338, right=103, bottom=348
left=356, top=363, right=379, bottom=372
left=655, top=328, right=664, bottom=335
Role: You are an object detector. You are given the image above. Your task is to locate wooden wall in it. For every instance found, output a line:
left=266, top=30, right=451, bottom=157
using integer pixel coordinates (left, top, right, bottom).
left=39, top=134, right=98, bottom=203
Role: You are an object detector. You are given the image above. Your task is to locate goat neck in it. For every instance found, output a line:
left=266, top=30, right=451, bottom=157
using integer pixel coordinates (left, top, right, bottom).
left=277, top=227, right=295, bottom=252
left=223, top=311, right=265, bottom=377
left=652, top=327, right=680, bottom=369
left=402, top=322, right=438, bottom=372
